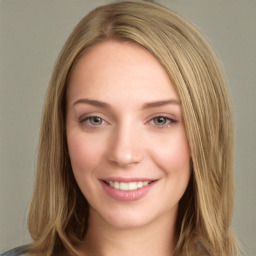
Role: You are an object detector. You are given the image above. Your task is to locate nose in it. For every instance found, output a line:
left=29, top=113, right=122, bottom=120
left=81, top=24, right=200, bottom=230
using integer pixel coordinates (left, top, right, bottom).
left=108, top=124, right=143, bottom=167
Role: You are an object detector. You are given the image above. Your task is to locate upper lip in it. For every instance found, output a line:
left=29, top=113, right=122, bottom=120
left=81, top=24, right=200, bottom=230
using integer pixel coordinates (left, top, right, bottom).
left=101, top=177, right=157, bottom=183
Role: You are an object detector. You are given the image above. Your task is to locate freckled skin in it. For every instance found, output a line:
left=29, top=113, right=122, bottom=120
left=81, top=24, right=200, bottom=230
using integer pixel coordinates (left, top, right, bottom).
left=66, top=41, right=191, bottom=230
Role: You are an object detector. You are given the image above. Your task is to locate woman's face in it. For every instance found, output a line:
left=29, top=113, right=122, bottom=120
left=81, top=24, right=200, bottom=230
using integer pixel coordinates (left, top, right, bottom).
left=66, top=41, right=191, bottom=229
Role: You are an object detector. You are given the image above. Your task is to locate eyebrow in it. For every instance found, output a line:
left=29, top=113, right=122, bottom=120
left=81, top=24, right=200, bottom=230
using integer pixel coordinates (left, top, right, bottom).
left=142, top=99, right=180, bottom=109
left=72, top=98, right=180, bottom=109
left=72, top=98, right=110, bottom=108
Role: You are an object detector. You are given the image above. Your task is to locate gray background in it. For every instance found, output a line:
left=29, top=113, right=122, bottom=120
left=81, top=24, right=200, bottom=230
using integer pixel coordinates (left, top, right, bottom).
left=0, top=0, right=255, bottom=255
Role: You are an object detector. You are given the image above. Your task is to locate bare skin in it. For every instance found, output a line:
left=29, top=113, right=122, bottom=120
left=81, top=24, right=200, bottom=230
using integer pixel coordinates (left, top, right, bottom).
left=66, top=41, right=191, bottom=256
left=78, top=207, right=177, bottom=256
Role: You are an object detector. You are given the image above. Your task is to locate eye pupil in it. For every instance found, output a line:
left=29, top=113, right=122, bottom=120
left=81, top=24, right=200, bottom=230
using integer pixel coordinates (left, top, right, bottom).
left=90, top=116, right=102, bottom=125
left=154, top=117, right=166, bottom=125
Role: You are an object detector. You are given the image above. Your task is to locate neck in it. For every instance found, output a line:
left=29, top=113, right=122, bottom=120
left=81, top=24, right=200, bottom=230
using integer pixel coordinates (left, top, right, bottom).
left=79, top=208, right=177, bottom=256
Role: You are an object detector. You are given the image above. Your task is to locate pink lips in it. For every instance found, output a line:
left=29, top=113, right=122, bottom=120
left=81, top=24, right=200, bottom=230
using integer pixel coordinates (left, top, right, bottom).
left=101, top=178, right=156, bottom=202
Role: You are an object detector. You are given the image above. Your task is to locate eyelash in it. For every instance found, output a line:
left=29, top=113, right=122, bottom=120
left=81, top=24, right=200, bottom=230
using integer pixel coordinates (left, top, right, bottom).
left=148, top=116, right=177, bottom=128
left=79, top=115, right=177, bottom=129
left=79, top=115, right=107, bottom=126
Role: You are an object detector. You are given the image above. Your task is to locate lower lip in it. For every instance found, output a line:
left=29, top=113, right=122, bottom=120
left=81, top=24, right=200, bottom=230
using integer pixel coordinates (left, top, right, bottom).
left=101, top=181, right=156, bottom=202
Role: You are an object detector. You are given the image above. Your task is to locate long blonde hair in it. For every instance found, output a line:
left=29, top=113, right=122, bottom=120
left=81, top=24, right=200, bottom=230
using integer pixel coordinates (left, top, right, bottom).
left=28, top=1, right=238, bottom=255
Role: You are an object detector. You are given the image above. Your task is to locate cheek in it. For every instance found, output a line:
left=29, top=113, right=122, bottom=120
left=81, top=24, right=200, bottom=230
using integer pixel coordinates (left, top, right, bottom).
left=148, top=130, right=191, bottom=176
left=67, top=131, right=106, bottom=175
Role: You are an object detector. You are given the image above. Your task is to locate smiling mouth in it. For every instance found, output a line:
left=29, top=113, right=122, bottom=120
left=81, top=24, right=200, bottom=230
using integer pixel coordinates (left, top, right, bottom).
left=104, top=180, right=154, bottom=191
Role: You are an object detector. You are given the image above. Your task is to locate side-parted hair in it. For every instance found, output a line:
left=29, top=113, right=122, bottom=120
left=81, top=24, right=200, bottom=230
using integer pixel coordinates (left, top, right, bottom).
left=28, top=1, right=238, bottom=255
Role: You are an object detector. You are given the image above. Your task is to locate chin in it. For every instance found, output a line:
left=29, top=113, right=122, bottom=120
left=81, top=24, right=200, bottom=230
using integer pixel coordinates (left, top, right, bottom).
left=105, top=211, right=154, bottom=230
left=92, top=201, right=177, bottom=231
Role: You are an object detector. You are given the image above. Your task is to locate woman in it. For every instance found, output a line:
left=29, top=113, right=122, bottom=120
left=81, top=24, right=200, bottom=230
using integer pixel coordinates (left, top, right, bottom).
left=1, top=1, right=238, bottom=255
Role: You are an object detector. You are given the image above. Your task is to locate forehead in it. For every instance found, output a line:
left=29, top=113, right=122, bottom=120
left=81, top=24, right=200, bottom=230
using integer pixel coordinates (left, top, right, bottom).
left=67, top=40, right=179, bottom=105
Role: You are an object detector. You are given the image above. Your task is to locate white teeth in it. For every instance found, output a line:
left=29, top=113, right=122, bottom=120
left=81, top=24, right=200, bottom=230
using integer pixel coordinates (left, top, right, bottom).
left=114, top=181, right=120, bottom=189
left=107, top=181, right=150, bottom=191
left=137, top=181, right=143, bottom=188
left=120, top=182, right=129, bottom=190
left=128, top=182, right=137, bottom=190
left=143, top=181, right=149, bottom=186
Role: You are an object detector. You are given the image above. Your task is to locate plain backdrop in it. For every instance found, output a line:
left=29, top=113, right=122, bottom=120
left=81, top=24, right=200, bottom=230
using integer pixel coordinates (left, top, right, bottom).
left=0, top=0, right=255, bottom=255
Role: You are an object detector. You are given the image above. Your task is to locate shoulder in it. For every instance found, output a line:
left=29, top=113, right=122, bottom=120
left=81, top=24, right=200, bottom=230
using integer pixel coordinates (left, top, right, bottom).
left=1, top=246, right=29, bottom=256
